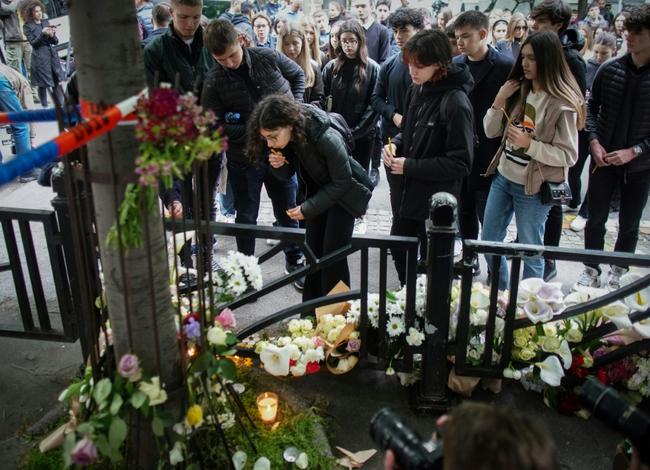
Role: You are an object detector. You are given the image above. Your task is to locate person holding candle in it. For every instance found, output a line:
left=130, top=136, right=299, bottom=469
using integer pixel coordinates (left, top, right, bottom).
left=246, top=94, right=372, bottom=305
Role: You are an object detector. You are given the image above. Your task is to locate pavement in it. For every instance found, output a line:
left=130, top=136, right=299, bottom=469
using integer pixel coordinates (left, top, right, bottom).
left=0, top=120, right=647, bottom=468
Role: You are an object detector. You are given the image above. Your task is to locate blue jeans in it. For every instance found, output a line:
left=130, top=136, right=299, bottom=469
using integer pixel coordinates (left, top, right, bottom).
left=0, top=76, right=30, bottom=170
left=219, top=180, right=236, bottom=217
left=481, top=173, right=551, bottom=289
left=228, top=159, right=302, bottom=265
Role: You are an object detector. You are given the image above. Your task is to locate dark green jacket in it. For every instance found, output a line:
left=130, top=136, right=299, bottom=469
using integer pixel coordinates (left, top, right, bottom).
left=143, top=23, right=215, bottom=95
left=272, top=106, right=372, bottom=219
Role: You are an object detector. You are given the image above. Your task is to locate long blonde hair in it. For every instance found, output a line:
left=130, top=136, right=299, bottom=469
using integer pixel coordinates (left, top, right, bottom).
left=505, top=12, right=528, bottom=42
left=277, top=23, right=315, bottom=88
left=507, top=32, right=585, bottom=129
left=301, top=17, right=323, bottom=67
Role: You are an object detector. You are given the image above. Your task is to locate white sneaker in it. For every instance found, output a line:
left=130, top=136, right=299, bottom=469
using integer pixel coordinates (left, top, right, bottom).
left=266, top=238, right=280, bottom=246
left=570, top=215, right=587, bottom=232
left=353, top=217, right=367, bottom=235
left=606, top=265, right=629, bottom=291
left=454, top=239, right=462, bottom=257
left=574, top=266, right=601, bottom=291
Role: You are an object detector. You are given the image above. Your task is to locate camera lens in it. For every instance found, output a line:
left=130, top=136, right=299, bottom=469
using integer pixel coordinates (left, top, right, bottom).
left=370, top=408, right=442, bottom=470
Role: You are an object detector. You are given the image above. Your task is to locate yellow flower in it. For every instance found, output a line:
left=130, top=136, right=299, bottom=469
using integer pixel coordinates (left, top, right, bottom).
left=518, top=347, right=537, bottom=361
left=186, top=404, right=204, bottom=428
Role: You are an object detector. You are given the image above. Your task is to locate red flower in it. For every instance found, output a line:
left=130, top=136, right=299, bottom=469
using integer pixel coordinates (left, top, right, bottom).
left=289, top=359, right=297, bottom=367
left=569, top=354, right=589, bottom=378
left=306, top=362, right=321, bottom=374
left=597, top=367, right=607, bottom=384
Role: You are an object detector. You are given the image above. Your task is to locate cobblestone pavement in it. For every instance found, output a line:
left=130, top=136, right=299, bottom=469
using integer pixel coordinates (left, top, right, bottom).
left=257, top=200, right=650, bottom=254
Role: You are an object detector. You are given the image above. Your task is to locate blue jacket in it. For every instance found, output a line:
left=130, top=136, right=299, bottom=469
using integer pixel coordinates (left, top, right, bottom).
left=453, top=46, right=513, bottom=190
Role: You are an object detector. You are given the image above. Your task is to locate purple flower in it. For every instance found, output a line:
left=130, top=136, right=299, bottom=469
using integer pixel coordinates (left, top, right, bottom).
left=183, top=318, right=201, bottom=341
left=71, top=437, right=99, bottom=466
left=117, top=354, right=142, bottom=382
left=346, top=339, right=361, bottom=353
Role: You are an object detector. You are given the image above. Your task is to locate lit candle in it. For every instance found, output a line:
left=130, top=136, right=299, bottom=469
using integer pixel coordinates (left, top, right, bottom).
left=256, top=392, right=279, bottom=424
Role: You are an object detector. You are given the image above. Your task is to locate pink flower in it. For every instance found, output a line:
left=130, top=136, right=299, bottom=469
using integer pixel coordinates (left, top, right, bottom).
left=215, top=308, right=236, bottom=329
left=71, top=437, right=99, bottom=466
left=117, top=354, right=142, bottom=382
left=312, top=336, right=325, bottom=348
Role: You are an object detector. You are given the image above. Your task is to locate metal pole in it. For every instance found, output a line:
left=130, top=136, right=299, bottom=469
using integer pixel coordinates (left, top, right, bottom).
left=412, top=192, right=457, bottom=414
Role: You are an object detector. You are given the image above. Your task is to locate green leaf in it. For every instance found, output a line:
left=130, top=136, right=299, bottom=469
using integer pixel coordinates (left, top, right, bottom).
left=152, top=416, right=164, bottom=437
left=93, top=378, right=112, bottom=407
left=58, top=382, right=82, bottom=402
left=157, top=410, right=175, bottom=427
left=189, top=351, right=213, bottom=375
left=109, top=417, right=128, bottom=450
left=186, top=465, right=201, bottom=470
left=226, top=332, right=239, bottom=346
left=385, top=290, right=397, bottom=301
left=217, top=358, right=236, bottom=380
left=110, top=394, right=123, bottom=415
left=62, top=432, right=76, bottom=468
left=94, top=434, right=112, bottom=459
left=130, top=391, right=147, bottom=409
left=75, top=423, right=93, bottom=435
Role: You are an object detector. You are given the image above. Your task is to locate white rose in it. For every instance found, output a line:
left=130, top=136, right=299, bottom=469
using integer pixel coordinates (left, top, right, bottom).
left=207, top=326, right=227, bottom=346
left=565, top=328, right=583, bottom=343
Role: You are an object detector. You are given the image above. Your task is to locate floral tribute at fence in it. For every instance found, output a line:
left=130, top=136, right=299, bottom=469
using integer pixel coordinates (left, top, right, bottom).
left=107, top=86, right=225, bottom=249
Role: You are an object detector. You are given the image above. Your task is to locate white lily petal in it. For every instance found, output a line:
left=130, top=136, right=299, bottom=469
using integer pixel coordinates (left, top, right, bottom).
left=536, top=355, right=564, bottom=387
left=537, top=282, right=564, bottom=304
left=620, top=272, right=650, bottom=312
left=259, top=345, right=291, bottom=376
left=517, top=278, right=545, bottom=305
left=233, top=451, right=247, bottom=470
left=254, top=457, right=271, bottom=470
left=564, top=291, right=590, bottom=306
left=633, top=320, right=650, bottom=338
left=523, top=300, right=553, bottom=324
left=470, top=290, right=490, bottom=310
left=601, top=301, right=633, bottom=330
left=558, top=340, right=572, bottom=369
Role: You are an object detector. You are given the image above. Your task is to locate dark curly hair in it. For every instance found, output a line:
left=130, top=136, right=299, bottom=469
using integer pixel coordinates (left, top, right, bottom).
left=387, top=7, right=425, bottom=30
left=20, top=0, right=45, bottom=22
left=625, top=4, right=650, bottom=34
left=246, top=95, right=308, bottom=164
left=401, top=29, right=451, bottom=83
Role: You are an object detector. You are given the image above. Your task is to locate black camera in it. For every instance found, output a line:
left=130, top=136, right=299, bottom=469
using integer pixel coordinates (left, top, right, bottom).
left=370, top=408, right=443, bottom=470
left=578, top=377, right=650, bottom=465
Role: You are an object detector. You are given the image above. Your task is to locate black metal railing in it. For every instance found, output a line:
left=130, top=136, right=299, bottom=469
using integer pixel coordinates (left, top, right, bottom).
left=0, top=206, right=77, bottom=341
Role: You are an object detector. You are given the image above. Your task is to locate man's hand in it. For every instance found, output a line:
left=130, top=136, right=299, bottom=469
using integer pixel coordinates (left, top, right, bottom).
left=286, top=206, right=304, bottom=221
left=389, top=157, right=405, bottom=175
left=590, top=139, right=608, bottom=167
left=603, top=148, right=636, bottom=166
left=392, top=113, right=403, bottom=128
left=382, top=143, right=396, bottom=168
left=506, top=125, right=531, bottom=149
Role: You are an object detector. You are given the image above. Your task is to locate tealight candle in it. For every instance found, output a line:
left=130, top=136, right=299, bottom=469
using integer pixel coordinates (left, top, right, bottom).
left=256, top=392, right=279, bottom=424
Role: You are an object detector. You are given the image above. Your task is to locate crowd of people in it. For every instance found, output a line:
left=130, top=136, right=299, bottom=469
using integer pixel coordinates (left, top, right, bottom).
left=141, top=0, right=649, bottom=304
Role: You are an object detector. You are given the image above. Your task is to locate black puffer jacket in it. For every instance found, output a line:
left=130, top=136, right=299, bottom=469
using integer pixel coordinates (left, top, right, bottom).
left=201, top=47, right=305, bottom=163
left=393, top=63, right=475, bottom=220
left=586, top=55, right=650, bottom=173
left=271, top=106, right=372, bottom=219
left=322, top=58, right=380, bottom=140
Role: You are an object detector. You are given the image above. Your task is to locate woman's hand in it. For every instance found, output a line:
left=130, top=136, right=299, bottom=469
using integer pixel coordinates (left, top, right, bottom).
left=286, top=206, right=304, bottom=221
left=493, top=80, right=521, bottom=110
left=389, top=157, right=405, bottom=175
left=506, top=125, right=531, bottom=149
left=268, top=150, right=286, bottom=168
left=382, top=143, right=396, bottom=168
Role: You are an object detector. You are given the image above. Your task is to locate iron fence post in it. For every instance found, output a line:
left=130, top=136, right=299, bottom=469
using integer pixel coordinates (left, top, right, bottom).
left=412, top=192, right=457, bottom=413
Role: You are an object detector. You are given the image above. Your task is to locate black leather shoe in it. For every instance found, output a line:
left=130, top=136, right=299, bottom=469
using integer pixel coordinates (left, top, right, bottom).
left=543, top=260, right=557, bottom=282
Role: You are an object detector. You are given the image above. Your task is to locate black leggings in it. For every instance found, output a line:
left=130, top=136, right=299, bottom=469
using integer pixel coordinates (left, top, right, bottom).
left=38, top=85, right=65, bottom=107
left=351, top=134, right=375, bottom=173
left=302, top=204, right=355, bottom=303
left=390, top=215, right=426, bottom=286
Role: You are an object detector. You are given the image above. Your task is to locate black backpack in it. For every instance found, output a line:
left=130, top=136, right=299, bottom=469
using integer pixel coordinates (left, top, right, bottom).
left=326, top=111, right=356, bottom=154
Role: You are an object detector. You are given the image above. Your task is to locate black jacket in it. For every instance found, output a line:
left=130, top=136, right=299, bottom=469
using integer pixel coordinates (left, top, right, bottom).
left=560, top=28, right=587, bottom=96
left=271, top=106, right=372, bottom=219
left=322, top=58, right=380, bottom=140
left=586, top=54, right=650, bottom=173
left=495, top=38, right=522, bottom=61
left=24, top=20, right=64, bottom=88
left=143, top=24, right=216, bottom=95
left=393, top=64, right=474, bottom=220
left=371, top=51, right=412, bottom=141
left=201, top=47, right=305, bottom=163
left=453, top=46, right=513, bottom=190
left=586, top=57, right=600, bottom=91
left=219, top=11, right=254, bottom=38
left=304, top=59, right=324, bottom=104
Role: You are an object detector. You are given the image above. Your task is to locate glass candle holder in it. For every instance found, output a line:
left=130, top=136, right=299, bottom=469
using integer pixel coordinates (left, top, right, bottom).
left=256, top=392, right=279, bottom=424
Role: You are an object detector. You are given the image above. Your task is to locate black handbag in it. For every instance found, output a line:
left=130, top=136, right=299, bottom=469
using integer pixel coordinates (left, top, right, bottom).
left=540, top=181, right=572, bottom=205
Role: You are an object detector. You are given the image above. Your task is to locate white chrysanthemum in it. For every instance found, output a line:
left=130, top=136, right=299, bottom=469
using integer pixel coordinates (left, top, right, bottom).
left=304, top=347, right=324, bottom=363
left=367, top=309, right=378, bottom=328
left=405, top=327, right=424, bottom=347
left=387, top=317, right=405, bottom=337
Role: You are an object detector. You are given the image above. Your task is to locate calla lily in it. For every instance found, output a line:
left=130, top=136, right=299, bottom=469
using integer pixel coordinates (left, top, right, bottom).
left=233, top=451, right=247, bottom=470
left=564, top=291, right=590, bottom=306
left=633, top=319, right=650, bottom=338
left=558, top=339, right=572, bottom=369
left=470, top=290, right=490, bottom=310
left=517, top=278, right=545, bottom=305
left=537, top=282, right=564, bottom=305
left=260, top=344, right=292, bottom=376
left=535, top=355, right=564, bottom=387
left=620, top=272, right=650, bottom=312
left=601, top=301, right=632, bottom=330
left=523, top=300, right=553, bottom=324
